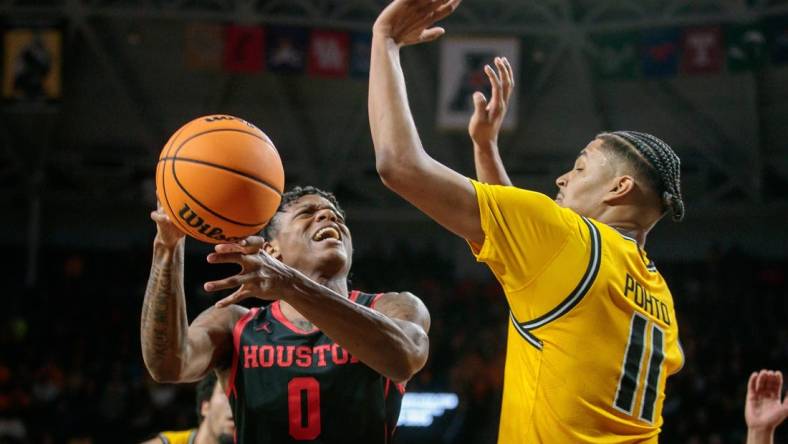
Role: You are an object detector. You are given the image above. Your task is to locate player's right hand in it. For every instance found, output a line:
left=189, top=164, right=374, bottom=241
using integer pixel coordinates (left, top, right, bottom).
left=745, top=369, right=788, bottom=432
left=372, top=0, right=461, bottom=47
left=150, top=204, right=185, bottom=248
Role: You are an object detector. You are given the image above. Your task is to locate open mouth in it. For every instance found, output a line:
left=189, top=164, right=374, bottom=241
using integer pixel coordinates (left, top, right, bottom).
left=312, top=226, right=341, bottom=242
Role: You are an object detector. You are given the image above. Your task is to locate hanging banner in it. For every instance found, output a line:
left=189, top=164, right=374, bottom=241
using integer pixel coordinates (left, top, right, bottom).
left=266, top=26, right=309, bottom=74
left=184, top=23, right=223, bottom=71
left=640, top=28, right=681, bottom=78
left=307, top=30, right=350, bottom=78
left=725, top=23, right=767, bottom=72
left=2, top=28, right=62, bottom=101
left=223, top=25, right=264, bottom=73
left=680, top=26, right=723, bottom=75
left=586, top=32, right=639, bottom=80
left=437, top=37, right=520, bottom=130
left=349, top=32, right=372, bottom=79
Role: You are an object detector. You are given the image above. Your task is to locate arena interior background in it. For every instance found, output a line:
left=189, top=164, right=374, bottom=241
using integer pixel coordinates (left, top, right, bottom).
left=1, top=0, right=787, bottom=443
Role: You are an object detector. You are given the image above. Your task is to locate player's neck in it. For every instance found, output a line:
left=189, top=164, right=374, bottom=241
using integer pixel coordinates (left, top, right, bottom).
left=595, top=206, right=657, bottom=248
left=192, top=423, right=213, bottom=444
left=302, top=272, right=349, bottom=296
left=611, top=225, right=648, bottom=247
left=279, top=279, right=349, bottom=332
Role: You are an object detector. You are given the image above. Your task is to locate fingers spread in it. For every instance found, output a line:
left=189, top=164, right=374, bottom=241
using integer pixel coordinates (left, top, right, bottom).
left=433, top=0, right=461, bottom=22
left=419, top=27, right=445, bottom=43
left=748, top=371, right=758, bottom=395
left=504, top=56, right=514, bottom=88
left=497, top=57, right=513, bottom=100
left=207, top=252, right=247, bottom=265
left=484, top=64, right=502, bottom=116
left=472, top=91, right=488, bottom=113
left=204, top=272, right=258, bottom=292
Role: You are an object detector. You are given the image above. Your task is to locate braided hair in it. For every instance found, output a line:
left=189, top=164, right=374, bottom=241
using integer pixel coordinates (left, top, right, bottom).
left=596, top=131, right=685, bottom=222
left=260, top=185, right=346, bottom=240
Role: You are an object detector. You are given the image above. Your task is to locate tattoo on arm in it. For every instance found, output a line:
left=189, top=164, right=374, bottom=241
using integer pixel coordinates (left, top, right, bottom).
left=140, top=244, right=188, bottom=377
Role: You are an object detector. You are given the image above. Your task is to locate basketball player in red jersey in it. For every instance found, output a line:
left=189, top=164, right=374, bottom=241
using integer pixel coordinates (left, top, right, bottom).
left=140, top=186, right=430, bottom=443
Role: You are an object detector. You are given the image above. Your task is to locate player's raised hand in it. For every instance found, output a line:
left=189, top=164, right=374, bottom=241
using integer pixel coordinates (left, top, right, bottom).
left=150, top=203, right=185, bottom=248
left=745, top=370, right=788, bottom=433
left=373, top=0, right=461, bottom=47
left=204, top=236, right=299, bottom=307
left=469, top=57, right=514, bottom=148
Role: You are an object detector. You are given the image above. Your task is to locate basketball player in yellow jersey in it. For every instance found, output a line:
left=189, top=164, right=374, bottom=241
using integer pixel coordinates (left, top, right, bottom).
left=369, top=0, right=685, bottom=442
left=141, top=373, right=234, bottom=444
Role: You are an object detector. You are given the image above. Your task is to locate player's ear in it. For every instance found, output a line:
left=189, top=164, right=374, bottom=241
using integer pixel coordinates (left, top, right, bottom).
left=200, top=400, right=210, bottom=419
left=263, top=239, right=283, bottom=261
left=603, top=175, right=635, bottom=204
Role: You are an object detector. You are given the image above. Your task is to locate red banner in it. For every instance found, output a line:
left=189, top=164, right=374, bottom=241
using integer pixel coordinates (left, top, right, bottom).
left=308, top=30, right=349, bottom=78
left=224, top=25, right=264, bottom=73
left=681, top=26, right=723, bottom=75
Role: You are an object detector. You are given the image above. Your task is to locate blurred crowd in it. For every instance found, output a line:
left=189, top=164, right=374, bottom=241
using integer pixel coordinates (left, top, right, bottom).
left=0, top=242, right=786, bottom=443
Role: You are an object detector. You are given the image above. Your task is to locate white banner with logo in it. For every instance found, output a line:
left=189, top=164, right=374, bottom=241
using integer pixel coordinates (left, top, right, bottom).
left=437, top=37, right=520, bottom=130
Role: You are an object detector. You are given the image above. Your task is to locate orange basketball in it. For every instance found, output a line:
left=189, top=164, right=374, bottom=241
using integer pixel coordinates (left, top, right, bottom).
left=155, top=115, right=284, bottom=244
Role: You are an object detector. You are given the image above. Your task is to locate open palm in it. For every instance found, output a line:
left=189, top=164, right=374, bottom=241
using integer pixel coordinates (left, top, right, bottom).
left=373, top=0, right=461, bottom=47
left=746, top=370, right=788, bottom=430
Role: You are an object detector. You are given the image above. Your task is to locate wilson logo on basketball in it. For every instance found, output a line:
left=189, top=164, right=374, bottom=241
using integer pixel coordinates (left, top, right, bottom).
left=204, top=115, right=259, bottom=130
left=178, top=203, right=245, bottom=242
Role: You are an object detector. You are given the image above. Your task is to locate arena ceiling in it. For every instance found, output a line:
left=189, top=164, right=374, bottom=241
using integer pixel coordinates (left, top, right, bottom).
left=1, top=0, right=787, bottom=258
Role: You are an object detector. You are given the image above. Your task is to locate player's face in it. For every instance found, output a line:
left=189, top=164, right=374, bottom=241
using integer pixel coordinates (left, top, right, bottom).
left=271, top=194, right=353, bottom=277
left=554, top=139, right=616, bottom=218
left=203, top=382, right=235, bottom=441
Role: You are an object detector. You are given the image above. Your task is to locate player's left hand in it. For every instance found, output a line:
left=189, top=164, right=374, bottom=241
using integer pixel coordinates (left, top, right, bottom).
left=469, top=56, right=514, bottom=148
left=372, top=0, right=461, bottom=47
left=745, top=369, right=788, bottom=432
left=204, top=236, right=299, bottom=307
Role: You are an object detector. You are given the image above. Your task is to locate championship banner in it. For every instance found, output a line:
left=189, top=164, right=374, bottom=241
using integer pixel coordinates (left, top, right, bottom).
left=640, top=28, right=681, bottom=78
left=266, top=26, right=308, bottom=74
left=680, top=26, right=723, bottom=75
left=586, top=32, right=639, bottom=80
left=307, top=30, right=349, bottom=78
left=223, top=25, right=264, bottom=73
left=2, top=28, right=62, bottom=101
left=184, top=23, right=223, bottom=71
left=437, top=37, right=520, bottom=131
left=726, top=23, right=767, bottom=72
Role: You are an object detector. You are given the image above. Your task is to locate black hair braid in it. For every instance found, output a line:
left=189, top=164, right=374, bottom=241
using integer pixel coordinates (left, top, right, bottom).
left=260, top=185, right=345, bottom=239
left=605, top=131, right=685, bottom=222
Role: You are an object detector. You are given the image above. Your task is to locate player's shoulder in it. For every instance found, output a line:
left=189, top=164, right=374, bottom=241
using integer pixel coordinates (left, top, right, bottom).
left=193, top=303, right=250, bottom=330
left=155, top=429, right=196, bottom=444
left=368, top=291, right=429, bottom=323
left=472, top=180, right=555, bottom=206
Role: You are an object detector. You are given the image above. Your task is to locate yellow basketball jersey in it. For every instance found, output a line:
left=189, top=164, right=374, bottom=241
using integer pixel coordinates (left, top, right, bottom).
left=469, top=181, right=683, bottom=444
left=157, top=429, right=196, bottom=444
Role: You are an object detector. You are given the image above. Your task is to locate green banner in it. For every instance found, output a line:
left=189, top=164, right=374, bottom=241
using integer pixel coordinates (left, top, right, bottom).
left=725, top=23, right=767, bottom=72
left=586, top=32, right=639, bottom=80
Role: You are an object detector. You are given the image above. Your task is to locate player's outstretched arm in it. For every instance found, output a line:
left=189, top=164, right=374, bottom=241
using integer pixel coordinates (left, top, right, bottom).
left=141, top=208, right=243, bottom=383
left=745, top=369, right=788, bottom=444
left=205, top=238, right=430, bottom=383
left=469, top=57, right=514, bottom=186
left=369, top=0, right=484, bottom=245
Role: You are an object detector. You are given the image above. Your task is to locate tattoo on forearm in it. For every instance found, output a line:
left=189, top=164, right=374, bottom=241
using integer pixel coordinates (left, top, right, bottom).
left=141, top=251, right=185, bottom=363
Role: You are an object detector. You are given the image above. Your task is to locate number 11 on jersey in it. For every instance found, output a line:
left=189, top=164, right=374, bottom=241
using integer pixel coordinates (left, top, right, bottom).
left=613, top=313, right=665, bottom=423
